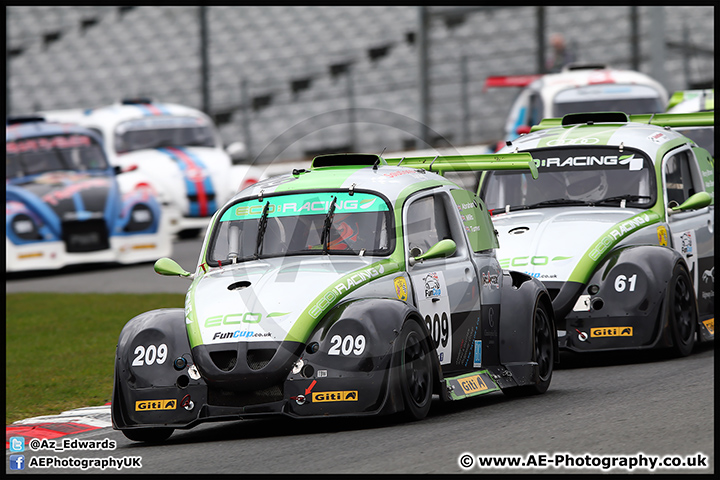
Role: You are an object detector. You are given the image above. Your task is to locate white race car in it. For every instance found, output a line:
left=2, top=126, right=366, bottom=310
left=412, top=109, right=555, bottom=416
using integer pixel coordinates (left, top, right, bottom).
left=43, top=99, right=262, bottom=237
left=485, top=64, right=669, bottom=149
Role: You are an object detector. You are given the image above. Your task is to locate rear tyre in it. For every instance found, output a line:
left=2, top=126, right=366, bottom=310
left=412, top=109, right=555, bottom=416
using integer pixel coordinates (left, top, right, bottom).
left=122, top=427, right=174, bottom=443
left=504, top=298, right=554, bottom=397
left=668, top=263, right=697, bottom=357
left=395, top=320, right=433, bottom=421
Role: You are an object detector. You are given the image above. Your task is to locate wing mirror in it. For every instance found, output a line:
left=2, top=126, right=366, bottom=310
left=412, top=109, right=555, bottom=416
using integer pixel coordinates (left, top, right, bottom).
left=154, top=257, right=193, bottom=278
left=409, top=239, right=456, bottom=266
left=669, top=191, right=712, bottom=215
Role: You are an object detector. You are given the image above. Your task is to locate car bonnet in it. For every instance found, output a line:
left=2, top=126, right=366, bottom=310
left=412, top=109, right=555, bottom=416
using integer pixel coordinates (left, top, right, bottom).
left=185, top=255, right=399, bottom=348
left=490, top=207, right=656, bottom=282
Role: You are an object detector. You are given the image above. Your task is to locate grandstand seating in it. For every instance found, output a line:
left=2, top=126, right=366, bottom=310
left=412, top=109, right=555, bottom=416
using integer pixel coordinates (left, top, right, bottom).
left=6, top=6, right=715, bottom=163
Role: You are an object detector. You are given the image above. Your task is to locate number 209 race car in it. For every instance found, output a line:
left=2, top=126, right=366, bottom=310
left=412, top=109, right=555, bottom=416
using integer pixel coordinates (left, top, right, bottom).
left=479, top=111, right=714, bottom=356
left=6, top=117, right=171, bottom=272
left=112, top=153, right=557, bottom=442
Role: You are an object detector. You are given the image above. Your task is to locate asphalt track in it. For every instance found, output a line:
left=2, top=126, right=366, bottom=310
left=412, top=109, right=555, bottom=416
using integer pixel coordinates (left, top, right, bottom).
left=6, top=237, right=715, bottom=474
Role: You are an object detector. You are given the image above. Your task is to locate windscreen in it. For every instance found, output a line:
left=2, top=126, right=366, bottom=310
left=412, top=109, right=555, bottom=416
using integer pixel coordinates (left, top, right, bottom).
left=6, top=133, right=108, bottom=178
left=114, top=116, right=216, bottom=154
left=553, top=84, right=665, bottom=117
left=207, top=191, right=393, bottom=266
left=480, top=146, right=656, bottom=212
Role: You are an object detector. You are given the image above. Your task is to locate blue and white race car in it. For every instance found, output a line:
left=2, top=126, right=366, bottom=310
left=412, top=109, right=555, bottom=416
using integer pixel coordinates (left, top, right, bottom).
left=6, top=116, right=172, bottom=272
left=42, top=99, right=262, bottom=238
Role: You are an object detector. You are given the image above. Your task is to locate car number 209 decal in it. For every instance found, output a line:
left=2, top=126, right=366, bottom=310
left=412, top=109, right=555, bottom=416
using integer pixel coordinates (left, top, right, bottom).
left=410, top=271, right=452, bottom=365
left=132, top=343, right=168, bottom=366
left=328, top=335, right=366, bottom=356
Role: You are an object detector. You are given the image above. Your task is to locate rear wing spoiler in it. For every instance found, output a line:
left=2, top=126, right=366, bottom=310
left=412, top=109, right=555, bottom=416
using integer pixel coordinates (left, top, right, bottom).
left=531, top=111, right=714, bottom=132
left=383, top=153, right=539, bottom=180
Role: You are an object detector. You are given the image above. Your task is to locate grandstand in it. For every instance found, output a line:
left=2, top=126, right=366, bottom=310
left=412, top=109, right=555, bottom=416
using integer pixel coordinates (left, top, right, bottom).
left=6, top=6, right=715, bottom=164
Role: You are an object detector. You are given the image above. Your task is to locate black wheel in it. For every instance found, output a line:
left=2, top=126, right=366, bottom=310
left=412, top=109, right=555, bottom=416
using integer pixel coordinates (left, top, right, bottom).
left=122, top=427, right=174, bottom=443
left=504, top=299, right=554, bottom=397
left=668, top=263, right=697, bottom=357
left=395, top=320, right=434, bottom=420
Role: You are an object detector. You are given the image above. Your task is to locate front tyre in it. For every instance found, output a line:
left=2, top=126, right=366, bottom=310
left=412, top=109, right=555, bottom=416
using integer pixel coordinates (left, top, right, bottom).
left=122, top=427, right=174, bottom=443
left=504, top=299, right=554, bottom=397
left=668, top=263, right=697, bottom=357
left=395, top=320, right=433, bottom=421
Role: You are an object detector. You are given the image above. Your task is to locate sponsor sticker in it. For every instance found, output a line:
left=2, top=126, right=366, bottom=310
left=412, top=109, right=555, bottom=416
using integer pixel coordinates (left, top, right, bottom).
left=312, top=391, right=358, bottom=402
left=423, top=272, right=442, bottom=298
left=590, top=327, right=633, bottom=338
left=394, top=276, right=408, bottom=301
left=657, top=225, right=668, bottom=246
left=135, top=399, right=177, bottom=411
left=648, top=132, right=670, bottom=144
left=702, top=319, right=714, bottom=335
left=473, top=341, right=482, bottom=368
left=458, top=375, right=489, bottom=395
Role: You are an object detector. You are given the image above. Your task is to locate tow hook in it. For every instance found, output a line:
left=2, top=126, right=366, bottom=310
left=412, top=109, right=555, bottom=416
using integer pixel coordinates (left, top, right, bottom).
left=180, top=394, right=194, bottom=411
left=291, top=394, right=306, bottom=406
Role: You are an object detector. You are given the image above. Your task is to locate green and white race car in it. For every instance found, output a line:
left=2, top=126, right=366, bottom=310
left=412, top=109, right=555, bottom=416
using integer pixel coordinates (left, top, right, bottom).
left=478, top=111, right=714, bottom=356
left=112, top=152, right=557, bottom=442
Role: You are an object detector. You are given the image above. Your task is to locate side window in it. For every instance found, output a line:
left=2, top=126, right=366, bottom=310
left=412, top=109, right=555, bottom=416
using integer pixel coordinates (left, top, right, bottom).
left=664, top=150, right=698, bottom=207
left=405, top=193, right=455, bottom=256
left=529, top=92, right=544, bottom=126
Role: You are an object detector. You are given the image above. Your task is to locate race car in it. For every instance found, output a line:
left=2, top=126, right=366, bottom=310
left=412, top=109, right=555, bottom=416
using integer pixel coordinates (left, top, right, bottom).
left=666, top=89, right=714, bottom=156
left=112, top=152, right=557, bottom=442
left=485, top=64, right=669, bottom=150
left=666, top=89, right=714, bottom=114
left=42, top=99, right=262, bottom=238
left=477, top=111, right=714, bottom=356
left=6, top=116, right=172, bottom=272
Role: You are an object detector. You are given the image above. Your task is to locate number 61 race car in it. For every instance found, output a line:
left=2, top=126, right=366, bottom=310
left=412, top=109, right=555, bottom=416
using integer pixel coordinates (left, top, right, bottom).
left=479, top=111, right=714, bottom=356
left=112, top=152, right=557, bottom=442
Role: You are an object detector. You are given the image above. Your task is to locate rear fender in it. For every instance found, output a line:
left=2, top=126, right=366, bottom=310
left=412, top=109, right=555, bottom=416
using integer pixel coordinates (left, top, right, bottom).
left=499, top=271, right=558, bottom=382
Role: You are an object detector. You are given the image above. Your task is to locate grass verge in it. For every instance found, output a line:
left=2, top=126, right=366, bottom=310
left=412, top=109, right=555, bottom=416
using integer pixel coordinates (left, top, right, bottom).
left=6, top=293, right=185, bottom=425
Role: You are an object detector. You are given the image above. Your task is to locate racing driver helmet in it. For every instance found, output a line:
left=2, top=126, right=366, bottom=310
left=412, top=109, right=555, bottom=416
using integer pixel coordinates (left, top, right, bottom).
left=565, top=170, right=608, bottom=202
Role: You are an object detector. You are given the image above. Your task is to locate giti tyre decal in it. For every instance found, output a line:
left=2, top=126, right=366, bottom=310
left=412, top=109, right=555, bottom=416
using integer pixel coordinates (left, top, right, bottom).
left=158, top=147, right=216, bottom=217
left=568, top=210, right=662, bottom=284
left=286, top=259, right=401, bottom=343
left=410, top=271, right=452, bottom=365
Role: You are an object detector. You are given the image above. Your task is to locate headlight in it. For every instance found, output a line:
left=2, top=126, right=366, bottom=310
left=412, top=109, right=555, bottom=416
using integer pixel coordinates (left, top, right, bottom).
left=11, top=214, right=43, bottom=240
left=125, top=204, right=154, bottom=232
